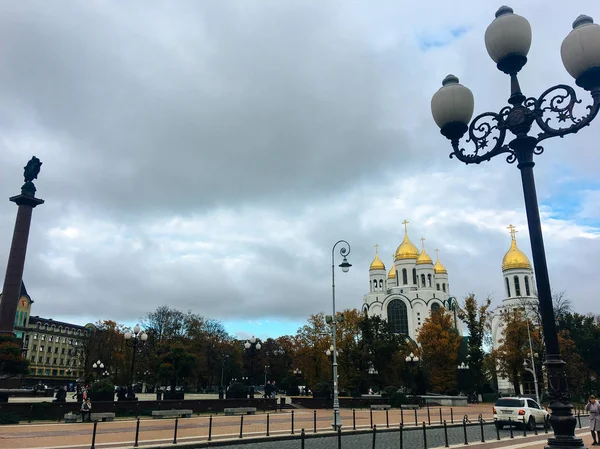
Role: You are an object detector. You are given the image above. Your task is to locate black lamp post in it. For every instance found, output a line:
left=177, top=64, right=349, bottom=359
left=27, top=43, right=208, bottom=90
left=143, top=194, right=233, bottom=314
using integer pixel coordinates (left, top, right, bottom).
left=244, top=336, right=261, bottom=398
left=92, top=360, right=104, bottom=381
left=124, top=324, right=148, bottom=400
left=431, top=7, right=600, bottom=449
left=404, top=352, right=420, bottom=396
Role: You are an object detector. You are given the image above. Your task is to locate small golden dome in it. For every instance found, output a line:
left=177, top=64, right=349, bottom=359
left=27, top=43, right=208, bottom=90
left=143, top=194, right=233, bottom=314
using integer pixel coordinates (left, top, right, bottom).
left=434, top=249, right=447, bottom=274
left=387, top=263, right=396, bottom=279
left=416, top=237, right=433, bottom=265
left=395, top=220, right=419, bottom=260
left=502, top=224, right=532, bottom=271
left=369, top=245, right=386, bottom=271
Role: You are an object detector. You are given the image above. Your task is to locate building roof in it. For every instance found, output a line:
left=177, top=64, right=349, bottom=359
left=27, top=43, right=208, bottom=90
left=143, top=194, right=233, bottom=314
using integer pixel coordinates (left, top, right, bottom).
left=28, top=315, right=90, bottom=331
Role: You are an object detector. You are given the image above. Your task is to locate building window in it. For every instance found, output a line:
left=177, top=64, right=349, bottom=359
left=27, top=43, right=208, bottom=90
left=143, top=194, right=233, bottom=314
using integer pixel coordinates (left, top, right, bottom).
left=38, top=356, right=42, bottom=363
left=39, top=345, right=44, bottom=352
left=30, top=356, right=35, bottom=362
left=402, top=269, right=408, bottom=285
left=32, top=344, right=37, bottom=351
left=442, top=283, right=446, bottom=292
left=436, top=283, right=440, bottom=291
left=33, top=334, right=38, bottom=340
left=48, top=336, right=53, bottom=342
left=41, top=335, right=46, bottom=341
left=505, top=278, right=511, bottom=297
left=412, top=269, right=417, bottom=285
left=431, top=302, right=441, bottom=312
left=45, top=357, right=50, bottom=364
left=514, top=276, right=521, bottom=296
left=524, top=276, right=530, bottom=296
left=387, top=299, right=409, bottom=335
left=421, top=274, right=426, bottom=287
left=53, top=358, right=57, bottom=365
left=427, top=274, right=432, bottom=287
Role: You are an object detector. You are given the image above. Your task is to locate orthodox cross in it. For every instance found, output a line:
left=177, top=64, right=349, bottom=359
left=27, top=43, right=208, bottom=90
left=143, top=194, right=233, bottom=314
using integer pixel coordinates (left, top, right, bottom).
left=374, top=243, right=379, bottom=254
left=402, top=219, right=409, bottom=234
left=507, top=224, right=518, bottom=240
left=420, top=236, right=426, bottom=250
left=435, top=248, right=440, bottom=260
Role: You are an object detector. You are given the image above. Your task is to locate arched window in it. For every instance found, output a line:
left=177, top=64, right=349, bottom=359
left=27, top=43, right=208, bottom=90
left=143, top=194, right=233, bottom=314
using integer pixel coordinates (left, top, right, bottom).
left=372, top=280, right=377, bottom=292
left=427, top=274, right=432, bottom=287
left=505, top=278, right=511, bottom=297
left=431, top=302, right=441, bottom=312
left=514, top=276, right=521, bottom=296
left=436, top=283, right=440, bottom=291
left=524, top=276, right=530, bottom=296
left=379, top=280, right=383, bottom=291
left=420, top=274, right=426, bottom=287
left=402, top=269, right=408, bottom=285
left=387, top=299, right=409, bottom=334
left=442, top=283, right=446, bottom=293
left=412, top=268, right=417, bottom=285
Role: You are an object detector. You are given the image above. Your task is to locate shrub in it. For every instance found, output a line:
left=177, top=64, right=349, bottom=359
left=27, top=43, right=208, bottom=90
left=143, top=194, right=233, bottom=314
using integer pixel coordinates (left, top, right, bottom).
left=0, top=413, right=19, bottom=424
left=226, top=382, right=247, bottom=399
left=88, top=379, right=115, bottom=401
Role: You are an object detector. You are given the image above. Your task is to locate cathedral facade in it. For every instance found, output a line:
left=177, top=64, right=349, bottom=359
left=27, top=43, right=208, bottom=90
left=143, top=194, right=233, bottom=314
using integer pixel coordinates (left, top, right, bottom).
left=362, top=221, right=465, bottom=342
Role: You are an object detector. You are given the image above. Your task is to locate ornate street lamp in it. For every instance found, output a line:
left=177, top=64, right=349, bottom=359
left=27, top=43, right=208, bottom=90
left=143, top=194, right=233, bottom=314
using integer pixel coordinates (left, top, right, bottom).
left=92, top=359, right=104, bottom=381
left=124, top=324, right=148, bottom=400
left=244, top=337, right=261, bottom=397
left=330, top=240, right=351, bottom=431
left=405, top=352, right=420, bottom=396
left=431, top=7, right=599, bottom=449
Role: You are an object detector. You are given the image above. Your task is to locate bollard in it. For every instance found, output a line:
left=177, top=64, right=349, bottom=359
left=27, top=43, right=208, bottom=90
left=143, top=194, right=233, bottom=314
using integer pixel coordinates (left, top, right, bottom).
left=134, top=417, right=140, bottom=447
left=291, top=410, right=295, bottom=434
left=443, top=420, right=449, bottom=447
left=422, top=422, right=428, bottom=449
left=208, top=415, right=213, bottom=441
left=301, top=428, right=305, bottom=449
left=463, top=417, right=468, bottom=445
left=415, top=409, right=418, bottom=426
left=337, top=426, right=342, bottom=449
left=401, top=407, right=404, bottom=425
left=239, top=415, right=244, bottom=438
left=91, top=421, right=98, bottom=449
left=479, top=415, right=485, bottom=442
left=522, top=416, right=527, bottom=437
left=451, top=408, right=454, bottom=424
left=544, top=416, right=548, bottom=434
left=578, top=410, right=582, bottom=429
left=386, top=409, right=389, bottom=428
left=313, top=409, right=317, bottom=433
left=439, top=408, right=443, bottom=425
left=266, top=413, right=270, bottom=437
left=370, top=408, right=373, bottom=429
left=534, top=418, right=538, bottom=435
left=509, top=417, right=514, bottom=438
left=353, top=408, right=356, bottom=430
left=173, top=417, right=179, bottom=444
left=400, top=422, right=404, bottom=449
left=427, top=406, right=431, bottom=425
left=496, top=421, right=500, bottom=440
left=372, top=424, right=377, bottom=449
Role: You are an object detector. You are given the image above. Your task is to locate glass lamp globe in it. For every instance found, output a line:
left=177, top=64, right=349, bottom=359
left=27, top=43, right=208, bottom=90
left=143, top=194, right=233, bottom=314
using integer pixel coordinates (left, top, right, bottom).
left=484, top=6, right=532, bottom=74
left=561, top=15, right=600, bottom=90
left=244, top=342, right=251, bottom=349
left=133, top=324, right=141, bottom=334
left=431, top=75, right=474, bottom=139
left=255, top=342, right=261, bottom=350
left=249, top=336, right=256, bottom=344
left=124, top=332, right=132, bottom=340
left=141, top=332, right=148, bottom=341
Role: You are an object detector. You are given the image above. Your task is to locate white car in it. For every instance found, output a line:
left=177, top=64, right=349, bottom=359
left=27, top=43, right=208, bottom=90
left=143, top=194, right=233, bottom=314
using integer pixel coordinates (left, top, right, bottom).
left=493, top=397, right=549, bottom=430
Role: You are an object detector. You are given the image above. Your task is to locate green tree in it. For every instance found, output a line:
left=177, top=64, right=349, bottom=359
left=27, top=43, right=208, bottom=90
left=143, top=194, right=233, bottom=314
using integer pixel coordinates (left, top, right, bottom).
left=158, top=344, right=197, bottom=390
left=459, top=294, right=492, bottom=394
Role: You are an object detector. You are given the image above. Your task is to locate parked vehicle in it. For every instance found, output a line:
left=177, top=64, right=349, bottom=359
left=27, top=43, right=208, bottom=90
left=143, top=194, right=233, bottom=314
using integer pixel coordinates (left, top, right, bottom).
left=493, top=397, right=549, bottom=430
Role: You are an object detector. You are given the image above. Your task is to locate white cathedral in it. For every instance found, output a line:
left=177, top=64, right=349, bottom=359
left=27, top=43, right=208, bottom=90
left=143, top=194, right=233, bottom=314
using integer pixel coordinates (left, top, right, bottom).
left=362, top=220, right=465, bottom=342
left=362, top=221, right=539, bottom=395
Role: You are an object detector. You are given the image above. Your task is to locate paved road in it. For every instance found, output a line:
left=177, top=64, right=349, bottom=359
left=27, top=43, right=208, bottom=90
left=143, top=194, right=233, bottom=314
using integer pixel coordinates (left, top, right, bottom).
left=200, top=416, right=591, bottom=449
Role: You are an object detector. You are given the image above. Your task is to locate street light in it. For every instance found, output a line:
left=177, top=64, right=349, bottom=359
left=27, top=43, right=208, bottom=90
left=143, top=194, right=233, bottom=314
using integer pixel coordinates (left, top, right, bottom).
left=330, top=240, right=351, bottom=431
left=431, top=7, right=599, bottom=449
left=92, top=360, right=104, bottom=380
left=244, top=336, right=261, bottom=390
left=124, top=324, right=148, bottom=400
left=405, top=352, right=420, bottom=395
left=457, top=362, right=469, bottom=370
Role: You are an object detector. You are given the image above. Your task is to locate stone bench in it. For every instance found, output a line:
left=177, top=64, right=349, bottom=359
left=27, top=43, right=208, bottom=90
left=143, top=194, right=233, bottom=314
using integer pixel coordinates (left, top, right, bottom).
left=91, top=412, right=115, bottom=422
left=64, top=413, right=79, bottom=423
left=152, top=409, right=193, bottom=419
left=224, top=407, right=257, bottom=416
left=400, top=404, right=420, bottom=410
left=370, top=404, right=392, bottom=410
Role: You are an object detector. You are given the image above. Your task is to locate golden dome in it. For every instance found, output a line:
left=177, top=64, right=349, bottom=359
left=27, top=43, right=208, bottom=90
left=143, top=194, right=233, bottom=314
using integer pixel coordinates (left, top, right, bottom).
left=416, top=237, right=433, bottom=265
left=502, top=224, right=532, bottom=271
left=369, top=245, right=386, bottom=271
left=395, top=220, right=419, bottom=261
left=387, top=263, right=396, bottom=279
left=434, top=249, right=448, bottom=274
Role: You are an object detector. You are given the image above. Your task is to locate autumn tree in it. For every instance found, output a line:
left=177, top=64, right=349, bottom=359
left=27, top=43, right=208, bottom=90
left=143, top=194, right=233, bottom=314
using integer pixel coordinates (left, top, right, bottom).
left=459, top=294, right=492, bottom=393
left=558, top=330, right=586, bottom=399
left=0, top=335, right=29, bottom=379
left=417, top=307, right=461, bottom=393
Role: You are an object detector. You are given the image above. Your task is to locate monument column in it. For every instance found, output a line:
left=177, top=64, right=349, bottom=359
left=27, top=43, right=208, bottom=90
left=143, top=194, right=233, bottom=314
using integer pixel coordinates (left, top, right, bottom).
left=0, top=157, right=44, bottom=335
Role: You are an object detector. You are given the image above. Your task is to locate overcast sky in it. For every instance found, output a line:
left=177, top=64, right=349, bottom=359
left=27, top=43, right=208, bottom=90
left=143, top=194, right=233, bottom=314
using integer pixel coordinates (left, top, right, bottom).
left=0, top=1, right=598, bottom=340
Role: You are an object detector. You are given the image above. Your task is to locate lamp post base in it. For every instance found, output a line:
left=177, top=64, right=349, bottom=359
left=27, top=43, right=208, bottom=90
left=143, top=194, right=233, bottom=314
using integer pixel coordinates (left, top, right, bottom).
left=332, top=409, right=342, bottom=431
